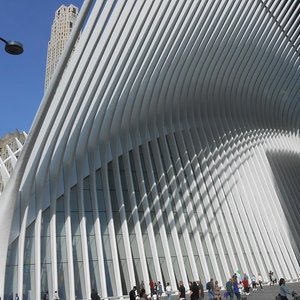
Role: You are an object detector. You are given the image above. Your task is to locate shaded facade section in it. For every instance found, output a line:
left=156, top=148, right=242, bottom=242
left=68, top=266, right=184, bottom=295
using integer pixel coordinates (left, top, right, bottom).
left=5, top=129, right=300, bottom=300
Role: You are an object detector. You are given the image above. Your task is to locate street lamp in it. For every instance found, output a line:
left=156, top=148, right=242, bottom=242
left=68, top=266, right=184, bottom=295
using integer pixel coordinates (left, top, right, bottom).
left=0, top=37, right=23, bottom=55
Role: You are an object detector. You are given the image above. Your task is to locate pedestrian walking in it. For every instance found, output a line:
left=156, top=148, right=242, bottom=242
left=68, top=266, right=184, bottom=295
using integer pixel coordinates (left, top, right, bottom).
left=157, top=281, right=163, bottom=299
left=166, top=282, right=172, bottom=300
left=232, top=278, right=241, bottom=300
left=53, top=291, right=59, bottom=300
left=129, top=286, right=137, bottom=300
left=178, top=281, right=186, bottom=300
left=206, top=278, right=214, bottom=300
left=190, top=282, right=199, bottom=300
left=225, top=278, right=233, bottom=300
left=278, top=278, right=295, bottom=300
left=251, top=275, right=257, bottom=291
left=214, top=281, right=221, bottom=300
left=258, top=274, right=263, bottom=289
left=197, top=280, right=204, bottom=300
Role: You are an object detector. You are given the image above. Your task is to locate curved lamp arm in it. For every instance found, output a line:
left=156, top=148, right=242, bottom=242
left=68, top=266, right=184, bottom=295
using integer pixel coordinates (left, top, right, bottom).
left=0, top=37, right=23, bottom=55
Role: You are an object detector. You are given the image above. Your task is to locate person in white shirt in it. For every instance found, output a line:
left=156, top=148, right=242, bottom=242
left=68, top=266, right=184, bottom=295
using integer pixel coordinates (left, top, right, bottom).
left=166, top=283, right=172, bottom=300
left=258, top=274, right=263, bottom=289
left=53, top=291, right=59, bottom=300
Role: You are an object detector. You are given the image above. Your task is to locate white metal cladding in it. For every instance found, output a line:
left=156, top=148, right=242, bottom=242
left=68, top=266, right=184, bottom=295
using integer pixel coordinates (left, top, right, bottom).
left=1, top=0, right=300, bottom=299
left=0, top=133, right=27, bottom=196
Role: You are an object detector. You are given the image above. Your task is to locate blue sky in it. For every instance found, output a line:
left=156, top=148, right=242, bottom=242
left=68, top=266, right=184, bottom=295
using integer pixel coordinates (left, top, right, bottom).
left=0, top=0, right=84, bottom=138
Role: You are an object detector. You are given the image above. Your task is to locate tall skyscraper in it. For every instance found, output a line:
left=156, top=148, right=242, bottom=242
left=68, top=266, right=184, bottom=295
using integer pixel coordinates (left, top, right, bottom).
left=45, top=4, right=79, bottom=90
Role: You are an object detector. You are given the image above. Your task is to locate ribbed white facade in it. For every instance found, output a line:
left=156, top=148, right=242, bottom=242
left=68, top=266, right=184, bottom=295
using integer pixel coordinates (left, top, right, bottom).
left=0, top=131, right=27, bottom=195
left=1, top=0, right=300, bottom=299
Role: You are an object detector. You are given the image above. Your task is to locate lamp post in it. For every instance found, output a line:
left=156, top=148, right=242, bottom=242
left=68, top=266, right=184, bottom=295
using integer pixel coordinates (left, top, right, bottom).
left=0, top=37, right=23, bottom=55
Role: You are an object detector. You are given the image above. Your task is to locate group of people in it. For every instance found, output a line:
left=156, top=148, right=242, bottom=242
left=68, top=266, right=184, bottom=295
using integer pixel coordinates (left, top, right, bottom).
left=129, top=272, right=298, bottom=300
left=130, top=280, right=167, bottom=300
left=223, top=274, right=248, bottom=300
left=129, top=280, right=205, bottom=300
left=42, top=290, right=59, bottom=300
left=129, top=275, right=254, bottom=300
left=129, top=278, right=224, bottom=300
left=187, top=280, right=205, bottom=300
left=187, top=272, right=263, bottom=300
left=223, top=272, right=267, bottom=299
left=149, top=280, right=164, bottom=298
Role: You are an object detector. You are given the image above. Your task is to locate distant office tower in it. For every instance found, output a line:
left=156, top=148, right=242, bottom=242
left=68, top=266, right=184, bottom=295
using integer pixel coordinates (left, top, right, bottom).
left=45, top=4, right=79, bottom=90
left=0, top=131, right=26, bottom=194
